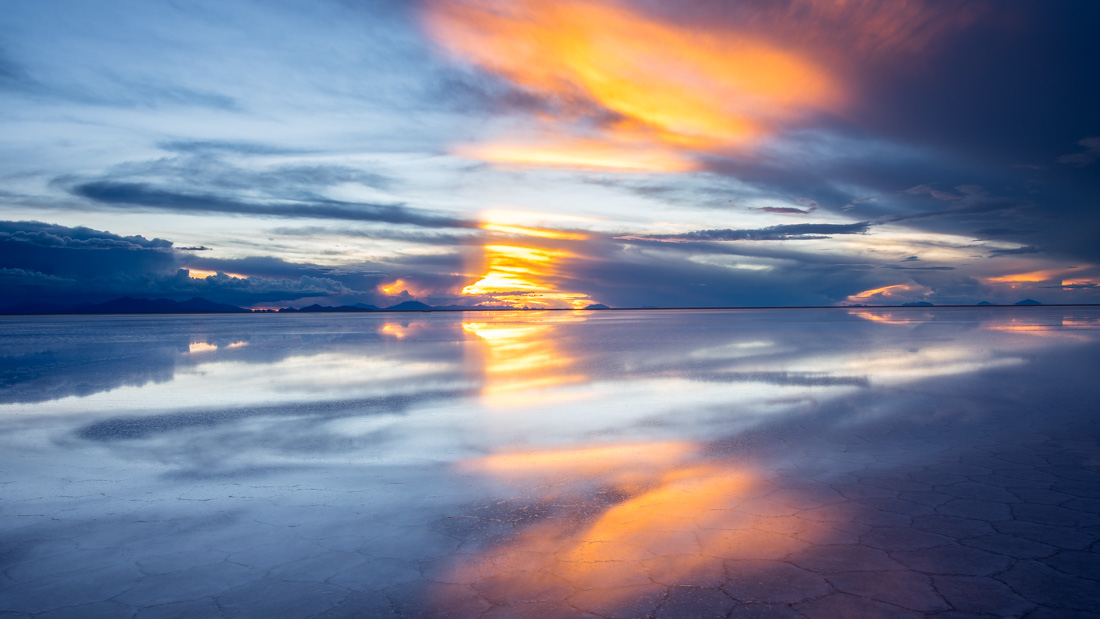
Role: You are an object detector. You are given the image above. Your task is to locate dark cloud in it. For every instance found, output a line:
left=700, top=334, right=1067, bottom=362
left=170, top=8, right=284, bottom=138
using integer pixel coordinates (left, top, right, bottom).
left=71, top=181, right=474, bottom=229
left=988, top=245, right=1041, bottom=257
left=882, top=265, right=955, bottom=271
left=0, top=221, right=394, bottom=308
left=182, top=255, right=339, bottom=280
left=904, top=184, right=963, bottom=201
left=0, top=220, right=173, bottom=250
left=749, top=206, right=816, bottom=214
left=620, top=222, right=871, bottom=243
left=157, top=140, right=312, bottom=156
left=1047, top=282, right=1097, bottom=289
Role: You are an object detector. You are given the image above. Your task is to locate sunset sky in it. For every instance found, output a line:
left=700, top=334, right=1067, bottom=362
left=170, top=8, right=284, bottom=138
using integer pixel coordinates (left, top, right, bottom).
left=1, top=0, right=1098, bottom=309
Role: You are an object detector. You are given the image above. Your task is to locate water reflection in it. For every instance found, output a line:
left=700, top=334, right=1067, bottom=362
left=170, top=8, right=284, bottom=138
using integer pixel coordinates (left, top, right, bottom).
left=462, top=311, right=588, bottom=403
left=1, top=307, right=1098, bottom=616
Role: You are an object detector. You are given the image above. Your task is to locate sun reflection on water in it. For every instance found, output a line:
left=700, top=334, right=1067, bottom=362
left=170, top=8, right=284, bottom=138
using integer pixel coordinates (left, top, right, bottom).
left=462, top=312, right=588, bottom=403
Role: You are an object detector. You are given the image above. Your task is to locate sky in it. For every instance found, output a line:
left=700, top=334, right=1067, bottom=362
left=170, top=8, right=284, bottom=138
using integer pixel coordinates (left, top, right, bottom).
left=1, top=0, right=1098, bottom=309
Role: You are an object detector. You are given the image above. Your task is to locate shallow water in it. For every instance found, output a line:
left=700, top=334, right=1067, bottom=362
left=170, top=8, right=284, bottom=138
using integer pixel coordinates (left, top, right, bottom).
left=1, top=308, right=1099, bottom=617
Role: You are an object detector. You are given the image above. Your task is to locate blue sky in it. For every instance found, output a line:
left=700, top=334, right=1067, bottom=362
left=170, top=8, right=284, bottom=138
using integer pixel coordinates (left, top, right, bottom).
left=1, top=0, right=1098, bottom=309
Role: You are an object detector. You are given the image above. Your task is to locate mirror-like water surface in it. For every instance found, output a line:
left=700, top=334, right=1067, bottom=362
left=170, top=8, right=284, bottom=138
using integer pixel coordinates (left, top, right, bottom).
left=2, top=308, right=1099, bottom=617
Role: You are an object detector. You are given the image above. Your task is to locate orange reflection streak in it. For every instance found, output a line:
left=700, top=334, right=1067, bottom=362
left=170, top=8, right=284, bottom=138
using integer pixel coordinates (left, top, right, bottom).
left=463, top=318, right=586, bottom=400
left=851, top=311, right=917, bottom=325
left=461, top=441, right=696, bottom=480
left=983, top=318, right=1089, bottom=341
left=439, top=441, right=839, bottom=614
left=422, top=0, right=843, bottom=169
left=380, top=321, right=433, bottom=340
left=187, top=342, right=217, bottom=354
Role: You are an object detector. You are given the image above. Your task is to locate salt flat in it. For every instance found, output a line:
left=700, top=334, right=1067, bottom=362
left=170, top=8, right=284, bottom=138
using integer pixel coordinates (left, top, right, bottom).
left=1, top=308, right=1098, bottom=618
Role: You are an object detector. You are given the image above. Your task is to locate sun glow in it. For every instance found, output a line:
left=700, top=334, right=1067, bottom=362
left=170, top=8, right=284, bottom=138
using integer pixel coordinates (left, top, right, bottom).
left=462, top=219, right=594, bottom=309
left=480, top=223, right=587, bottom=240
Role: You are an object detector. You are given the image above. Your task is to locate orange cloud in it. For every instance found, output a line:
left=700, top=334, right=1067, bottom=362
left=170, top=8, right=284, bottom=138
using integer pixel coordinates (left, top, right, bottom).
left=422, top=0, right=844, bottom=170
left=455, top=138, right=697, bottom=173
left=186, top=268, right=247, bottom=280
left=423, top=0, right=983, bottom=172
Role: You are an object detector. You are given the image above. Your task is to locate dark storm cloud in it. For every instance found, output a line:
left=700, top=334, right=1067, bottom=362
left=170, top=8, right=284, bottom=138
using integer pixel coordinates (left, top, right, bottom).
left=0, top=220, right=173, bottom=250
left=656, top=1, right=1099, bottom=276
left=621, top=222, right=871, bottom=243
left=0, top=221, right=392, bottom=308
left=71, top=181, right=474, bottom=229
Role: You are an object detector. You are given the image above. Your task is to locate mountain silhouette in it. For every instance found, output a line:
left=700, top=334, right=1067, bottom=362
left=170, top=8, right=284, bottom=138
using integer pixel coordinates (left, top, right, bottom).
left=385, top=300, right=433, bottom=311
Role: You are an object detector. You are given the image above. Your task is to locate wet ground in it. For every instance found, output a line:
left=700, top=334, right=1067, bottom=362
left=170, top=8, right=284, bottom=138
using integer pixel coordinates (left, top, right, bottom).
left=1, top=307, right=1098, bottom=618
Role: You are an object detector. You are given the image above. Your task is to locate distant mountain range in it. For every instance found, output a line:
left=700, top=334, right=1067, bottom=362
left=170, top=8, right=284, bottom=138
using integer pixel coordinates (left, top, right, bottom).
left=0, top=296, right=1060, bottom=315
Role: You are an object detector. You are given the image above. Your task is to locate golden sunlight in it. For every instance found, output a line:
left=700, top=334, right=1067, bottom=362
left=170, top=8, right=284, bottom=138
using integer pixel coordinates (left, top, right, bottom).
left=462, top=219, right=594, bottom=309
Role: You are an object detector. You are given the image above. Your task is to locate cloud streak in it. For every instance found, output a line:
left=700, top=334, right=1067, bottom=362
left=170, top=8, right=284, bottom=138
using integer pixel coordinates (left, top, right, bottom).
left=71, top=181, right=475, bottom=229
left=619, top=222, right=871, bottom=243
